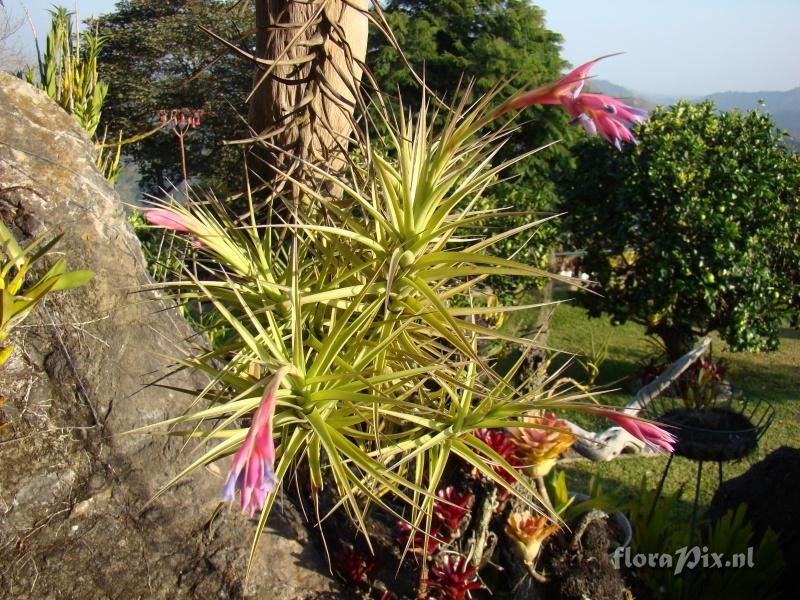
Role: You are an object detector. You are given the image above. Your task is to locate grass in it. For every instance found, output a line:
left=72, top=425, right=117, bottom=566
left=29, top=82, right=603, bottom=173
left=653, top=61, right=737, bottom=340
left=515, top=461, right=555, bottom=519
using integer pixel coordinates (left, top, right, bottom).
left=505, top=288, right=800, bottom=516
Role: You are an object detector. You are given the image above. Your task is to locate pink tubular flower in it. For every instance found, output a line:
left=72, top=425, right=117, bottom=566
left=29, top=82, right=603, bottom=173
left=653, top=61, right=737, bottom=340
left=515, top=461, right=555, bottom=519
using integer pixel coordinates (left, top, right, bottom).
left=144, top=208, right=193, bottom=233
left=494, top=53, right=647, bottom=149
left=221, top=368, right=287, bottom=516
left=598, top=409, right=676, bottom=452
left=145, top=207, right=207, bottom=248
left=564, top=93, right=648, bottom=149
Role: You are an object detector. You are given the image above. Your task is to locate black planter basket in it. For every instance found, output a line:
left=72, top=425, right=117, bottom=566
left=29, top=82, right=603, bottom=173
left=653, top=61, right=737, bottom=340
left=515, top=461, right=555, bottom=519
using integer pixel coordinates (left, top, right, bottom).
left=643, top=393, right=775, bottom=600
left=643, top=395, right=774, bottom=462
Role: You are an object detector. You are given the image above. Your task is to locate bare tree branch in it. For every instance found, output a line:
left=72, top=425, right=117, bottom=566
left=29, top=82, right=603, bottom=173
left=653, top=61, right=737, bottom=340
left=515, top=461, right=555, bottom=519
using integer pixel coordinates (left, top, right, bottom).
left=0, top=5, right=25, bottom=70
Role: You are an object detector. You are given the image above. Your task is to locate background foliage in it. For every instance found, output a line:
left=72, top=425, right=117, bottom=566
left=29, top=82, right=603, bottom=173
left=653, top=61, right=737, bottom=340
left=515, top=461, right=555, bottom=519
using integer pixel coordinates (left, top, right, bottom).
left=20, top=6, right=125, bottom=182
left=96, top=0, right=579, bottom=291
left=564, top=101, right=800, bottom=360
left=95, top=0, right=253, bottom=195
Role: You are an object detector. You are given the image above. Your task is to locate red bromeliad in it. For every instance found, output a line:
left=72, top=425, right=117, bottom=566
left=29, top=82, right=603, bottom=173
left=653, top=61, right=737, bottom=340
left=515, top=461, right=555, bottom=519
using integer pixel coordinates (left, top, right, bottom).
left=396, top=521, right=450, bottom=556
left=434, top=486, right=473, bottom=533
left=425, top=554, right=482, bottom=600
left=334, top=546, right=376, bottom=585
left=473, top=427, right=521, bottom=484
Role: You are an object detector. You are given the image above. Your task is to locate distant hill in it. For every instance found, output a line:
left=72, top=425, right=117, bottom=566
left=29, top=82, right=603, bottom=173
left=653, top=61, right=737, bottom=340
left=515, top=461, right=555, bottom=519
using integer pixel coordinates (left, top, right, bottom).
left=704, top=87, right=800, bottom=113
left=586, top=79, right=655, bottom=110
left=588, top=80, right=690, bottom=111
left=703, top=87, right=800, bottom=140
left=588, top=80, right=799, bottom=143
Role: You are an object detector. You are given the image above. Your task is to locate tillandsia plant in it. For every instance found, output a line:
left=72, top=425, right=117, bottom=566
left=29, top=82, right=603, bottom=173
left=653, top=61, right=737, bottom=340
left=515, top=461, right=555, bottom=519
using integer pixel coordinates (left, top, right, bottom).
left=136, top=54, right=668, bottom=578
left=0, top=222, right=94, bottom=366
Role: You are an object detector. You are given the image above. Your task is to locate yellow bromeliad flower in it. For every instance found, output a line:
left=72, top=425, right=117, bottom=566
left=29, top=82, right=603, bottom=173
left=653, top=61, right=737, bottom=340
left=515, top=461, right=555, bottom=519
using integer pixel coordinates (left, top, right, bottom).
left=510, top=413, right=575, bottom=477
left=505, top=511, right=559, bottom=564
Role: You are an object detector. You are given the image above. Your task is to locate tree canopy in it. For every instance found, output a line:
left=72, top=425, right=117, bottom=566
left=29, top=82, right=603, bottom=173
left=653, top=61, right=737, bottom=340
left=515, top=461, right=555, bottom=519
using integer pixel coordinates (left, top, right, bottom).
left=565, top=101, right=800, bottom=360
left=95, top=0, right=253, bottom=195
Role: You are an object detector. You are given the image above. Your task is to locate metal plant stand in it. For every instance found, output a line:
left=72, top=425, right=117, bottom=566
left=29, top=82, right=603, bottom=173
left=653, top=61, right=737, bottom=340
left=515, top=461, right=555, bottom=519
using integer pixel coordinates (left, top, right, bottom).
left=643, top=395, right=774, bottom=597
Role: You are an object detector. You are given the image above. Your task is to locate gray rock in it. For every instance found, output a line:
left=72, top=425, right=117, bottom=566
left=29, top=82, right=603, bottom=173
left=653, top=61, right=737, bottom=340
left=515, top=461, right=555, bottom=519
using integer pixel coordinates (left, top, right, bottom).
left=0, top=72, right=339, bottom=599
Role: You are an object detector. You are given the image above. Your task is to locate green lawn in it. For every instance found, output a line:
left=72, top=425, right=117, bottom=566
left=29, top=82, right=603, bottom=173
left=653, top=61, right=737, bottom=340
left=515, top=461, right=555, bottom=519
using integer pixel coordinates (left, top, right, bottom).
left=506, top=291, right=800, bottom=515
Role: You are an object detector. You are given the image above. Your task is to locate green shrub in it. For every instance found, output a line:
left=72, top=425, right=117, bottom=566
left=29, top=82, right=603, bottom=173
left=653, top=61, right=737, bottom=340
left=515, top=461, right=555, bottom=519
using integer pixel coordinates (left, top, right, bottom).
left=565, top=101, right=800, bottom=360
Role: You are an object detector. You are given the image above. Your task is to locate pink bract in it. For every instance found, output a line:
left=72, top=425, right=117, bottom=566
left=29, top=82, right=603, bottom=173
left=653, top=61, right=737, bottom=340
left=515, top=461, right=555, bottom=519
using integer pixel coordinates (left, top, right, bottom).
left=600, top=410, right=676, bottom=453
left=220, top=369, right=286, bottom=516
left=495, top=53, right=647, bottom=149
left=144, top=208, right=192, bottom=233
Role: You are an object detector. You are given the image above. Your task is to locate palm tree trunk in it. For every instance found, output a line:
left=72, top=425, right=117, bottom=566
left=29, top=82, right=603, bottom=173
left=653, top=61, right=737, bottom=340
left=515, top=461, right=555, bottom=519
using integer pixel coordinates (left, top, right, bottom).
left=247, top=0, right=368, bottom=201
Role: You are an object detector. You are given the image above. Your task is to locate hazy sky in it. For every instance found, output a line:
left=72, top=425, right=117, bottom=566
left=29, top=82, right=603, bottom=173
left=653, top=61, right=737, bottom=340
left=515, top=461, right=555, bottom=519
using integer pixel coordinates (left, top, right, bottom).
left=6, top=0, right=799, bottom=97
left=536, top=0, right=800, bottom=96
left=5, top=1, right=113, bottom=62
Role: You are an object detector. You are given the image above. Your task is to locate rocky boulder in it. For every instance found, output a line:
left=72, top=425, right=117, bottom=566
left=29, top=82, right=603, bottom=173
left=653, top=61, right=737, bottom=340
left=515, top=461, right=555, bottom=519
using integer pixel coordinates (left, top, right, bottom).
left=707, top=446, right=799, bottom=600
left=0, top=72, right=339, bottom=599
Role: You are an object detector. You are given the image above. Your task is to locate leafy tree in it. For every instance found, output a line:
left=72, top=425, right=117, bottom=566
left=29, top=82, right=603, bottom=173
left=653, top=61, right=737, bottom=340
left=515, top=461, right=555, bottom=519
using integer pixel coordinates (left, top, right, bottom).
left=565, top=101, right=800, bottom=361
left=95, top=0, right=253, bottom=195
left=368, top=0, right=576, bottom=299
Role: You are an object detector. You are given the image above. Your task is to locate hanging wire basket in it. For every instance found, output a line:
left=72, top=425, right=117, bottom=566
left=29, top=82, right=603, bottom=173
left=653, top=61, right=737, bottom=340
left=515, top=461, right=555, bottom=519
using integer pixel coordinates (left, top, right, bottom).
left=642, top=395, right=774, bottom=462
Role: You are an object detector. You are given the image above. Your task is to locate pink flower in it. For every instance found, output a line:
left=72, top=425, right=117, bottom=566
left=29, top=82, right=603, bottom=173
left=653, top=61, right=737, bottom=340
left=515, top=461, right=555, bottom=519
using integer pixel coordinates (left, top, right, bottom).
left=145, top=208, right=207, bottom=247
left=221, top=369, right=286, bottom=516
left=598, top=409, right=676, bottom=452
left=494, top=53, right=647, bottom=149
left=564, top=93, right=648, bottom=150
left=144, top=208, right=192, bottom=233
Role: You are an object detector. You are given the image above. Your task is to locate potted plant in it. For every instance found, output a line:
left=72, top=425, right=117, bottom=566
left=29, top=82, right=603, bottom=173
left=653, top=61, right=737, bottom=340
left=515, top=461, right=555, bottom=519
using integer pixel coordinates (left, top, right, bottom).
left=501, top=468, right=633, bottom=599
left=647, top=355, right=773, bottom=462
